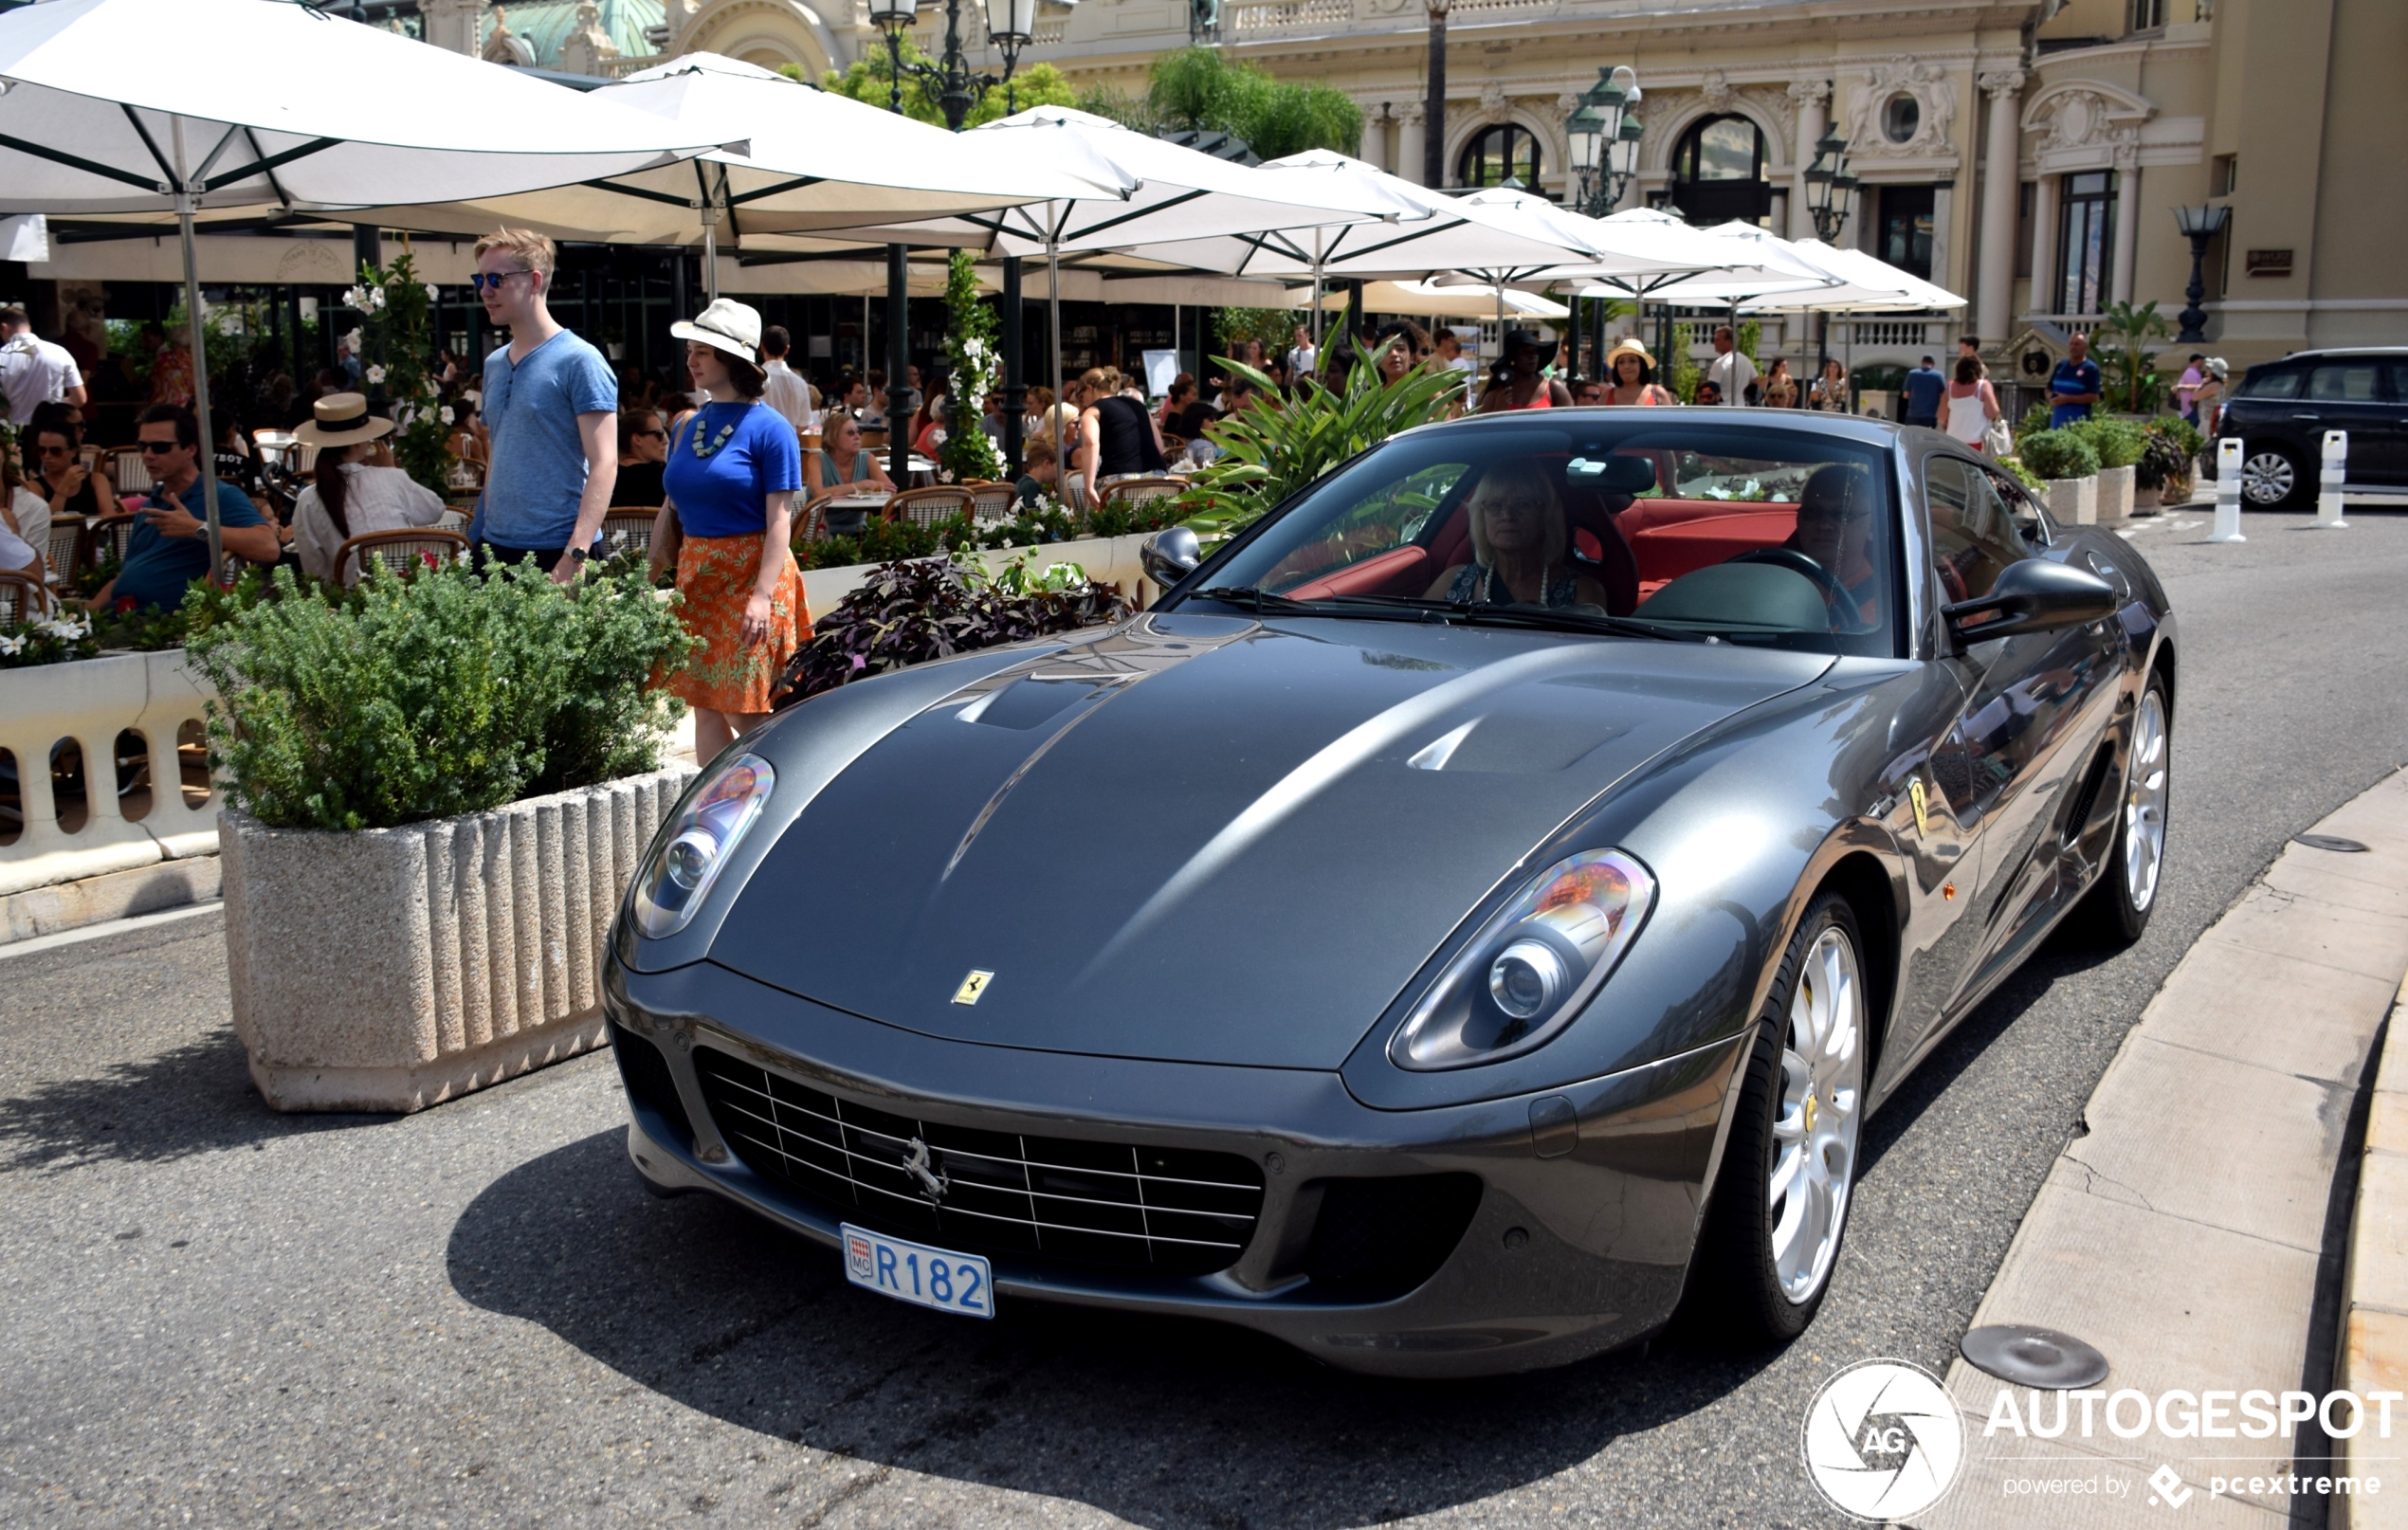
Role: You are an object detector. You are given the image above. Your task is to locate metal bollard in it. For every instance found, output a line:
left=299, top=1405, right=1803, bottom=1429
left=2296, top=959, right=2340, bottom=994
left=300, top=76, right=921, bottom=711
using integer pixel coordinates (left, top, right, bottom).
left=2209, top=438, right=2247, bottom=542
left=2316, top=429, right=2350, bottom=528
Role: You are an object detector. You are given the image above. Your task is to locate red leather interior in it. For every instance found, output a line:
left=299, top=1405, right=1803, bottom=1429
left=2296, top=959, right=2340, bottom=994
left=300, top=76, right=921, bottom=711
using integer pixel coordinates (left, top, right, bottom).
left=1286, top=543, right=1433, bottom=600
left=1617, top=501, right=1800, bottom=586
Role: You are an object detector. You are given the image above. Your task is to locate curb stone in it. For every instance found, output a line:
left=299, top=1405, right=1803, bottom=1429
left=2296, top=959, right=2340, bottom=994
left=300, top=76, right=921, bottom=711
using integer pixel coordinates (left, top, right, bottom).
left=1907, top=767, right=2408, bottom=1528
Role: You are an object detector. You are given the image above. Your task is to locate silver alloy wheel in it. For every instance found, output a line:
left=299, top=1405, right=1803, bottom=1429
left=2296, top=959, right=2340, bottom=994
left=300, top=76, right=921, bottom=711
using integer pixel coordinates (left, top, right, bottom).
left=2241, top=450, right=2296, bottom=506
left=1770, top=924, right=1864, bottom=1305
left=2124, top=689, right=2170, bottom=912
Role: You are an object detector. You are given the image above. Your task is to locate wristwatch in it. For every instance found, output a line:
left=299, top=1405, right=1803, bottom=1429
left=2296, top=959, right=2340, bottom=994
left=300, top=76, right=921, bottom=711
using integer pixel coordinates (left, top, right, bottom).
left=566, top=544, right=589, bottom=565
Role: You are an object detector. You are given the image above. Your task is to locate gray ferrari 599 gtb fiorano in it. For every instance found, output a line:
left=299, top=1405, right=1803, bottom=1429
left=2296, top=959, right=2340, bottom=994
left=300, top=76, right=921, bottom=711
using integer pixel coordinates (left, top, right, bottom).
left=605, top=408, right=2173, bottom=1376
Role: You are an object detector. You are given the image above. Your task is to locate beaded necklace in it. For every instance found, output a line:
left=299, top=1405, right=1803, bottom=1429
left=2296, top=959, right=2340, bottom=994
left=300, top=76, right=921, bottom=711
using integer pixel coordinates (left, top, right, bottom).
left=691, top=401, right=749, bottom=459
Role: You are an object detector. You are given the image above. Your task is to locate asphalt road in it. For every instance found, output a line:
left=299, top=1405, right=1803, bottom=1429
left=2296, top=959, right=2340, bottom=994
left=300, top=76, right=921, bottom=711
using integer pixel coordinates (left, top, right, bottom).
left=6, top=501, right=2408, bottom=1529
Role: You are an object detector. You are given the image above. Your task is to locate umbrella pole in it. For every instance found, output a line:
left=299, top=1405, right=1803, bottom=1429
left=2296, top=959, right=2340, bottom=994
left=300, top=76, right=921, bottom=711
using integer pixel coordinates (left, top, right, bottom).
left=702, top=209, right=720, bottom=304
left=1048, top=237, right=1062, bottom=406
left=1310, top=253, right=1324, bottom=354
left=170, top=120, right=224, bottom=582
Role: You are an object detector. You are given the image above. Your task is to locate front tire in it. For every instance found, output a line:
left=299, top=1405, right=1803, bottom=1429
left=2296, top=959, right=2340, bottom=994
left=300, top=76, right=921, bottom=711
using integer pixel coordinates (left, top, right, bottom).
left=1688, top=891, right=1868, bottom=1344
left=2071, top=675, right=2170, bottom=945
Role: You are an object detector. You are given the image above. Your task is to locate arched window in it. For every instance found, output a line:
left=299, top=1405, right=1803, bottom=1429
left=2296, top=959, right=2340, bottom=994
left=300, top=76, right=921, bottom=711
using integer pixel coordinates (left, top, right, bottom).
left=1458, top=124, right=1542, bottom=191
left=1668, top=114, right=1770, bottom=226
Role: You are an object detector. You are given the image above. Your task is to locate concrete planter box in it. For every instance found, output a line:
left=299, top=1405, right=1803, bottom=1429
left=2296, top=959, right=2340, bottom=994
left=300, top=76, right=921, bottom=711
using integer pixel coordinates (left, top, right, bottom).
left=799, top=532, right=1164, bottom=617
left=2133, top=484, right=2162, bottom=515
left=2096, top=464, right=2136, bottom=525
left=221, top=765, right=695, bottom=1113
left=2045, top=473, right=2100, bottom=525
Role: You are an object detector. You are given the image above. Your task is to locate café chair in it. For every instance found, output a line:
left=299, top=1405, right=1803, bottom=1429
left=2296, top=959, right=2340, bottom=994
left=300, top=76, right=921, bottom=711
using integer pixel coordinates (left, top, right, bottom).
left=885, top=485, right=973, bottom=529
left=334, top=527, right=469, bottom=588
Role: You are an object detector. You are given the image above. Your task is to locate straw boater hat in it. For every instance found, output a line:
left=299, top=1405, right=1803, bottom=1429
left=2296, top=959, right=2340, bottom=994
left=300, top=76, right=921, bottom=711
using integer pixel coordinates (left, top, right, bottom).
left=671, top=298, right=763, bottom=362
left=1604, top=337, right=1656, bottom=372
left=292, top=392, right=394, bottom=448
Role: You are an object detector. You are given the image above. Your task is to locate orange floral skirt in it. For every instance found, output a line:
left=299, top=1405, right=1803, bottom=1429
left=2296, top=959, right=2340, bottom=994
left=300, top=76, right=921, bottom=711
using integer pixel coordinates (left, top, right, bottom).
left=666, top=533, right=811, bottom=715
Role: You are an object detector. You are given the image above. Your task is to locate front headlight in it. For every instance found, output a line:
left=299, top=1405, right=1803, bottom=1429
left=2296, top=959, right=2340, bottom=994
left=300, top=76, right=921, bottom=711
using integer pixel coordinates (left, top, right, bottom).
left=1388, top=848, right=1655, bottom=1070
left=632, top=754, right=775, bottom=939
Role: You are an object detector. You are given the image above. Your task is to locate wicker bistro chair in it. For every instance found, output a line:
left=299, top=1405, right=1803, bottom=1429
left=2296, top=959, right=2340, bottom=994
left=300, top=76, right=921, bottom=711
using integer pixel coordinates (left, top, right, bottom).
left=599, top=508, right=660, bottom=560
left=1101, top=476, right=1190, bottom=514
left=1158, top=432, right=1188, bottom=459
left=45, top=516, right=86, bottom=585
left=334, top=527, right=469, bottom=587
left=884, top=485, right=974, bottom=529
left=106, top=446, right=154, bottom=497
left=89, top=513, right=136, bottom=567
left=964, top=481, right=1019, bottom=524
left=0, top=572, right=50, bottom=624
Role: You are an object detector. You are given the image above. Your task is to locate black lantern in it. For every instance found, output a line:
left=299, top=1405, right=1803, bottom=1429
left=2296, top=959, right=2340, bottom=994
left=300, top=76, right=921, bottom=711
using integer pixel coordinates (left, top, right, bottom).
left=2172, top=203, right=2231, bottom=343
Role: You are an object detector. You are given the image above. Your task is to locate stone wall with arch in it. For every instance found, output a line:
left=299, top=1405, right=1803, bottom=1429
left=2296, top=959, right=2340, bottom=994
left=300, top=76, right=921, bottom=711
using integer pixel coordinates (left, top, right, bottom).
left=674, top=0, right=849, bottom=79
left=1442, top=98, right=1571, bottom=198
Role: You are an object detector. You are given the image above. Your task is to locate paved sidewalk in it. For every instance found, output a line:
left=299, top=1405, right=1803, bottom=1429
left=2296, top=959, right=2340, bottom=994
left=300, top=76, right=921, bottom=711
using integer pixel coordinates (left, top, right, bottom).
left=2338, top=975, right=2408, bottom=1527
left=1915, top=770, right=2408, bottom=1528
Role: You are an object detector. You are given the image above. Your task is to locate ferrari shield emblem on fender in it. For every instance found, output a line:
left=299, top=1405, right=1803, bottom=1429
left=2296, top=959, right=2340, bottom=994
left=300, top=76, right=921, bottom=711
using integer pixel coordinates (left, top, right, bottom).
left=1908, top=778, right=1931, bottom=837
left=953, top=969, right=994, bottom=1006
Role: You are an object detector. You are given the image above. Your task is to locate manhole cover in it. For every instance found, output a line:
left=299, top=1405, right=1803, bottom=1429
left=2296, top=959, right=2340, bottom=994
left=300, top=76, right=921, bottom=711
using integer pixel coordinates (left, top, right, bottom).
left=2294, top=834, right=2371, bottom=853
left=1961, top=1325, right=2109, bottom=1390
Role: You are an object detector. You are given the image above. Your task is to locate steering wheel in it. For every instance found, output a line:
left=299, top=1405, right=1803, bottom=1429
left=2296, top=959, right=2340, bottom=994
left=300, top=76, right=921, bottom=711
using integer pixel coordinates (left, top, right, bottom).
left=1726, top=547, right=1855, bottom=618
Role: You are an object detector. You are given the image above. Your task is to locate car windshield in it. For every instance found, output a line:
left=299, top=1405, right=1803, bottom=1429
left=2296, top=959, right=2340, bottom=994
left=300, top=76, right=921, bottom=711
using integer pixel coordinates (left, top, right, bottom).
left=1177, top=420, right=1903, bottom=656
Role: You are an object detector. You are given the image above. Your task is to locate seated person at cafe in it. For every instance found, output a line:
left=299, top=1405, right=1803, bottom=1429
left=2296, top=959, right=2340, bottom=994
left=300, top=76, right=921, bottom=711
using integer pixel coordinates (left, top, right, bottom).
left=613, top=409, right=669, bottom=507
left=805, top=411, right=895, bottom=538
left=1422, top=459, right=1609, bottom=610
left=289, top=394, right=447, bottom=588
left=1693, top=379, right=1724, bottom=407
left=87, top=404, right=277, bottom=612
left=1014, top=439, right=1061, bottom=510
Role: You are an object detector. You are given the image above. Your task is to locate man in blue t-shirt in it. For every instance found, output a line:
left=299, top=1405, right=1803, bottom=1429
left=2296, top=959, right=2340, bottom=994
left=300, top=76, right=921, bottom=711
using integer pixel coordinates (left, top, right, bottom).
left=1902, top=355, right=1946, bottom=428
left=2050, top=333, right=2104, bottom=428
left=90, top=404, right=279, bottom=612
left=466, top=228, right=618, bottom=581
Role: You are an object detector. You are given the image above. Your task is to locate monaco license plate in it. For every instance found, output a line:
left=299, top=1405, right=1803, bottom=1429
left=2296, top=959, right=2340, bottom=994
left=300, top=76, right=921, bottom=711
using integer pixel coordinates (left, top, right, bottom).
left=840, top=1224, right=994, bottom=1320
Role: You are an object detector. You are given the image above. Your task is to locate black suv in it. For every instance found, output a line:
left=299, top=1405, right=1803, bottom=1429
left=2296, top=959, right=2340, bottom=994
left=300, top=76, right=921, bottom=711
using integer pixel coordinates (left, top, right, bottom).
left=2216, top=348, right=2408, bottom=508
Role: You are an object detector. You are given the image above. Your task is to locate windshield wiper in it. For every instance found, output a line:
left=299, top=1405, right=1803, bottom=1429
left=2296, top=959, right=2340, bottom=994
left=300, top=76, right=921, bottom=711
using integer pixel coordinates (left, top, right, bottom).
left=1189, top=585, right=1707, bottom=641
left=1188, top=586, right=1431, bottom=622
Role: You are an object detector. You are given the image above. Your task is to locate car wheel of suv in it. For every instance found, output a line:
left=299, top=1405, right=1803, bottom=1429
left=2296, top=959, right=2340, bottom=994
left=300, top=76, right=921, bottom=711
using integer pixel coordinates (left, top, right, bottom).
left=2241, top=442, right=2307, bottom=509
left=1688, top=890, right=1866, bottom=1344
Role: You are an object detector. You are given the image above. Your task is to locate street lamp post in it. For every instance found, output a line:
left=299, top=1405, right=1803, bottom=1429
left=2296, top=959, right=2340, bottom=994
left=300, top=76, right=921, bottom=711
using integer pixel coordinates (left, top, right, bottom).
left=1422, top=0, right=1449, bottom=189
left=2173, top=203, right=2232, bottom=344
left=1564, top=65, right=1643, bottom=218
left=1801, top=124, right=1858, bottom=387
left=867, top=0, right=1037, bottom=130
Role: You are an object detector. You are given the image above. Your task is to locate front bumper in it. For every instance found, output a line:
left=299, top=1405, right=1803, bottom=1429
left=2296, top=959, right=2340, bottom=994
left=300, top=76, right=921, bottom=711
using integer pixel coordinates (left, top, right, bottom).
left=605, top=950, right=1744, bottom=1378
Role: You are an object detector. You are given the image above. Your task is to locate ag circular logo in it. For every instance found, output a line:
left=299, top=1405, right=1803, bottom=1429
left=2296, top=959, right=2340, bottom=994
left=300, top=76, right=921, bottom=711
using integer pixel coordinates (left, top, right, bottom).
left=1800, top=1358, right=1966, bottom=1521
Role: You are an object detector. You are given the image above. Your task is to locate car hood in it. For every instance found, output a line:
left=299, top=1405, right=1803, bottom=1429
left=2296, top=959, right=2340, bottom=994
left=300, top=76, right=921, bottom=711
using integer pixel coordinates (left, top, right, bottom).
left=713, top=612, right=1833, bottom=1069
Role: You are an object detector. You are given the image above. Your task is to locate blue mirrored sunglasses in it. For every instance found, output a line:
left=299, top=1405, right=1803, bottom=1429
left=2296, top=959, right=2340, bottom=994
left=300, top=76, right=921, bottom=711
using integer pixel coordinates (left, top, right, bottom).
left=469, top=269, right=533, bottom=293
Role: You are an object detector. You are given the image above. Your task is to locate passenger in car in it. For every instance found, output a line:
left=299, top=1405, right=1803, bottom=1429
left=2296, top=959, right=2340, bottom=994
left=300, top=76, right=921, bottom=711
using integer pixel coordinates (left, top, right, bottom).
left=1424, top=459, right=1610, bottom=610
left=1787, top=464, right=1882, bottom=628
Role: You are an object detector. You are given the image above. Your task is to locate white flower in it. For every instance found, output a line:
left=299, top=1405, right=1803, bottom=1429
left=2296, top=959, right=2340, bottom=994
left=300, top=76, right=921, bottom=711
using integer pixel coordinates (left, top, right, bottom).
left=342, top=286, right=362, bottom=308
left=425, top=282, right=441, bottom=301
left=366, top=364, right=387, bottom=386
left=367, top=287, right=388, bottom=312
left=0, top=634, right=22, bottom=657
left=440, top=406, right=455, bottom=426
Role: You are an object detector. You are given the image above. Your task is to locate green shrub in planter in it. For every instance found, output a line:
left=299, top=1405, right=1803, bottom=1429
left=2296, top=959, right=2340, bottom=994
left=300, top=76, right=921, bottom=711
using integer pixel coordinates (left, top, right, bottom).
left=2148, top=413, right=2205, bottom=462
left=2017, top=428, right=2101, bottom=483
left=777, top=556, right=1131, bottom=706
left=2019, top=398, right=2052, bottom=443
left=2069, top=415, right=2146, bottom=470
left=186, top=561, right=692, bottom=832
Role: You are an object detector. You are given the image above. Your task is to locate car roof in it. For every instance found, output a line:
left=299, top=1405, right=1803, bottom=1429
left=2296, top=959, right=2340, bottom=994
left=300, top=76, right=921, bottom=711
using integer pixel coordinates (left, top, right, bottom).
left=2257, top=348, right=2408, bottom=364
left=1410, top=405, right=1906, bottom=450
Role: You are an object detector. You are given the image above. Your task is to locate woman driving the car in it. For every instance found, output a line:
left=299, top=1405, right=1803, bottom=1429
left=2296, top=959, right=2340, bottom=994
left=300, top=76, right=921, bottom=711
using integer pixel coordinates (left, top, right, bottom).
left=1784, top=463, right=1882, bottom=628
left=1425, top=459, right=1609, bottom=610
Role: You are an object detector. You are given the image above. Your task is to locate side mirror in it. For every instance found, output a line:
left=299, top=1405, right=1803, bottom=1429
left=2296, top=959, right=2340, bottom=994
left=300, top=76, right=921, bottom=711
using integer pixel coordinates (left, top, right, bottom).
left=1943, top=558, right=2117, bottom=645
left=1140, top=525, right=1201, bottom=591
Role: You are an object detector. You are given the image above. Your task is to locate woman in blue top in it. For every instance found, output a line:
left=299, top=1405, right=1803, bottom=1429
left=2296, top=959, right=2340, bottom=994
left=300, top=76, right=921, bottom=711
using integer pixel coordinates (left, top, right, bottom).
left=660, top=301, right=811, bottom=758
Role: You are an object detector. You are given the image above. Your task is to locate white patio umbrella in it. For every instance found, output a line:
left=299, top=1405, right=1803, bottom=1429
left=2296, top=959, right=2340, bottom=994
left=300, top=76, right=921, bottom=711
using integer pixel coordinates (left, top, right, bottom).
left=1736, top=243, right=1964, bottom=410
left=1296, top=279, right=1569, bottom=321
left=341, top=55, right=1133, bottom=301
left=786, top=115, right=1417, bottom=389
left=1559, top=223, right=1852, bottom=405
left=0, top=0, right=728, bottom=570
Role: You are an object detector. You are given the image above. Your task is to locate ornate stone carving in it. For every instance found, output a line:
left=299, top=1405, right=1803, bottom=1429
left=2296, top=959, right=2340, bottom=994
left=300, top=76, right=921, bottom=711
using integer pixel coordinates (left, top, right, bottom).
left=1845, top=57, right=1958, bottom=157
left=1699, top=69, right=1735, bottom=115
left=1397, top=100, right=1425, bottom=127
left=1478, top=81, right=1511, bottom=123
left=1785, top=79, right=1831, bottom=108
left=1556, top=90, right=1581, bottom=118
left=2034, top=89, right=2117, bottom=153
left=556, top=0, right=622, bottom=77
left=1978, top=68, right=2027, bottom=101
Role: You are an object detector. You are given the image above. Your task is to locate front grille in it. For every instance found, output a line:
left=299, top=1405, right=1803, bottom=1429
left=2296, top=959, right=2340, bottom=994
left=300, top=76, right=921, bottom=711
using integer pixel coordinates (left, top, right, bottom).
left=1306, top=1174, right=1484, bottom=1299
left=611, top=1025, right=692, bottom=1145
left=694, top=1047, right=1266, bottom=1276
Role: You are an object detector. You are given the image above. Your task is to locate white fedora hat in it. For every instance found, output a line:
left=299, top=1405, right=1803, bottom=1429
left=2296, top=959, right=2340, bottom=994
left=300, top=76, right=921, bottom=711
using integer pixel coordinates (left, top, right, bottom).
left=671, top=298, right=763, bottom=363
